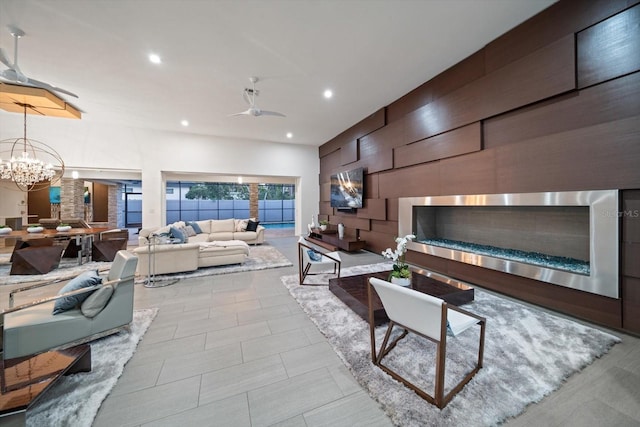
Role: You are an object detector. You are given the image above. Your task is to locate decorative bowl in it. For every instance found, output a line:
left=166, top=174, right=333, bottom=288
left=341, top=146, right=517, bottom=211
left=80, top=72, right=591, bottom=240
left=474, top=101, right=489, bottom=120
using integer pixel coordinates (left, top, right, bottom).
left=27, top=226, right=44, bottom=233
left=0, top=227, right=12, bottom=235
left=56, top=225, right=72, bottom=232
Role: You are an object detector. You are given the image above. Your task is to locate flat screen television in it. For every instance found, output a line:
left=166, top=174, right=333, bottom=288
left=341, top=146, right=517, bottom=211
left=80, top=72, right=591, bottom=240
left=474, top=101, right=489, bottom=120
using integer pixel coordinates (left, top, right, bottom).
left=330, top=167, right=364, bottom=209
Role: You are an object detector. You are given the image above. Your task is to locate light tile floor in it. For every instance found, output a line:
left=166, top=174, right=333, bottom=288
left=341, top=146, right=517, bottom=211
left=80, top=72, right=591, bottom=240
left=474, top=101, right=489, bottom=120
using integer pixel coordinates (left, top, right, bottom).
left=3, top=233, right=638, bottom=426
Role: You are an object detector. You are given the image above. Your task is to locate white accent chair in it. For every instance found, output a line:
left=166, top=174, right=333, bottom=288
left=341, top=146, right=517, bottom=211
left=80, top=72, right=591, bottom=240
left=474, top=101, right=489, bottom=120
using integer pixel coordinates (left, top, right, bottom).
left=297, top=236, right=341, bottom=285
left=368, top=277, right=486, bottom=409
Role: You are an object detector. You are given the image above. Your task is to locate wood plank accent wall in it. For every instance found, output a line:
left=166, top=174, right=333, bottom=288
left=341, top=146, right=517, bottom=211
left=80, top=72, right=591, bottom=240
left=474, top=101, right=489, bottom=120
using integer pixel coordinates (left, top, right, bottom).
left=318, top=0, right=640, bottom=332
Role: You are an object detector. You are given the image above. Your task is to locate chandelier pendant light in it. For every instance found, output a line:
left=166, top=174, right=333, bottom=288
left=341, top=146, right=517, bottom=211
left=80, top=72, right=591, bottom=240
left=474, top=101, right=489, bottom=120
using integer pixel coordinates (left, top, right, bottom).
left=0, top=103, right=65, bottom=191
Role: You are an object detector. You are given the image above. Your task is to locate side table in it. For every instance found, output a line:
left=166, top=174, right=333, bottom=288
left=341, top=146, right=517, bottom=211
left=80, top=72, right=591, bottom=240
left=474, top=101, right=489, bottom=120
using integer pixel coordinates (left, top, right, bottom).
left=143, top=235, right=180, bottom=288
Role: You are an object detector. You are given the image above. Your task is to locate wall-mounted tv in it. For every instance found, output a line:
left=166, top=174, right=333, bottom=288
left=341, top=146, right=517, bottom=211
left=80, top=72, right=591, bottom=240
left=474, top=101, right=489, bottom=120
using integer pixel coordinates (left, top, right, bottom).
left=330, top=167, right=364, bottom=209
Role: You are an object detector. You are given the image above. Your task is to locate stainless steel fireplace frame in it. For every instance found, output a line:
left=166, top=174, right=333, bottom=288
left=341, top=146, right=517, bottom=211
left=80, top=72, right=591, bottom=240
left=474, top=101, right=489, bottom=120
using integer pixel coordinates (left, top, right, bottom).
left=399, top=190, right=619, bottom=299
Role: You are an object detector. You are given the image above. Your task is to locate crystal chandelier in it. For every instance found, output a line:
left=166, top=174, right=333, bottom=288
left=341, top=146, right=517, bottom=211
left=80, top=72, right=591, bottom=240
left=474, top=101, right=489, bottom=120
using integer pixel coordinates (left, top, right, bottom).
left=0, top=103, right=64, bottom=191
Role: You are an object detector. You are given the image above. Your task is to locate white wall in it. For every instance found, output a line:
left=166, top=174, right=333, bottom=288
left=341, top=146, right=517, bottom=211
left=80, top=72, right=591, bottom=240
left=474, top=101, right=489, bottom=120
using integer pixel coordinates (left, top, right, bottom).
left=0, top=182, right=27, bottom=225
left=0, top=113, right=319, bottom=235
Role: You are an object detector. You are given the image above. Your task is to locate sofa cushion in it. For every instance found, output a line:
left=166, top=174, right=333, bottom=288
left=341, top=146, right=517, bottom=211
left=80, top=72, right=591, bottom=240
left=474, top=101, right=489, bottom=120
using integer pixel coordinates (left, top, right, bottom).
left=210, top=219, right=235, bottom=233
left=196, top=220, right=211, bottom=234
left=81, top=284, right=114, bottom=318
left=170, top=226, right=188, bottom=243
left=53, top=270, right=102, bottom=315
left=246, top=220, right=260, bottom=232
left=234, top=219, right=248, bottom=232
left=208, top=232, right=234, bottom=241
left=187, top=221, right=203, bottom=234
left=188, top=233, right=210, bottom=243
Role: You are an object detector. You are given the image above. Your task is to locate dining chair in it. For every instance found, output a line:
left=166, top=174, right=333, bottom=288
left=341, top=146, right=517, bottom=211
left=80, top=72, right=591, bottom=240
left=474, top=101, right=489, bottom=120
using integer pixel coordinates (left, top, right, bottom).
left=368, top=277, right=486, bottom=408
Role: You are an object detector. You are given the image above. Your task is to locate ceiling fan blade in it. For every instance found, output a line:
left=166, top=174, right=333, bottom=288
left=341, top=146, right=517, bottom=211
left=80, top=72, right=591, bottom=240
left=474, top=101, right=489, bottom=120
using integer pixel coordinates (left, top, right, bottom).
left=259, top=110, right=286, bottom=117
left=228, top=109, right=252, bottom=117
left=26, top=77, right=79, bottom=98
left=0, top=48, right=13, bottom=68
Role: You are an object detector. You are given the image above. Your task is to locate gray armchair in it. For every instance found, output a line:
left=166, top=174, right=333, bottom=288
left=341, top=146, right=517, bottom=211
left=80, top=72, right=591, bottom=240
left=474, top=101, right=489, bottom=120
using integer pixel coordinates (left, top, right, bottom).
left=1, top=250, right=138, bottom=360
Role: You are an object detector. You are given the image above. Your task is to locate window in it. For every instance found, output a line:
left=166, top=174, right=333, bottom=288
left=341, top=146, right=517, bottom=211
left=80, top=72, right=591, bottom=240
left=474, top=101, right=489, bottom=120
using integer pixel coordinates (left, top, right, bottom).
left=166, top=181, right=295, bottom=224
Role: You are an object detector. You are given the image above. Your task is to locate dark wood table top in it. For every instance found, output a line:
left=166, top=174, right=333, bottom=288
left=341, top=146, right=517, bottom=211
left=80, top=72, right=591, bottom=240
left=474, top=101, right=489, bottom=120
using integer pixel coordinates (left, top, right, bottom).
left=0, top=227, right=109, bottom=241
left=329, top=268, right=475, bottom=325
left=0, top=345, right=91, bottom=417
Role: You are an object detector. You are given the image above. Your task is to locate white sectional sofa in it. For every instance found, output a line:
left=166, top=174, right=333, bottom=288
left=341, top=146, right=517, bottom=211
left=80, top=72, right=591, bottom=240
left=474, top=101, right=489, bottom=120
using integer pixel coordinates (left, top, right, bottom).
left=137, top=218, right=265, bottom=246
left=133, top=219, right=264, bottom=276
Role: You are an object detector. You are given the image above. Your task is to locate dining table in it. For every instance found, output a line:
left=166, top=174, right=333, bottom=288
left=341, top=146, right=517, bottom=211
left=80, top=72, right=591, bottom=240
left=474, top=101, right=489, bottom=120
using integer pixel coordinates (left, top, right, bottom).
left=0, top=227, right=109, bottom=274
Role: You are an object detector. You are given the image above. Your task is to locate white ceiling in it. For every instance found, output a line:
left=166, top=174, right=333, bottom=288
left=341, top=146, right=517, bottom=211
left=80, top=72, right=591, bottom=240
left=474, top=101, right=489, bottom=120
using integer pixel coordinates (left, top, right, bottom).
left=0, top=0, right=556, bottom=147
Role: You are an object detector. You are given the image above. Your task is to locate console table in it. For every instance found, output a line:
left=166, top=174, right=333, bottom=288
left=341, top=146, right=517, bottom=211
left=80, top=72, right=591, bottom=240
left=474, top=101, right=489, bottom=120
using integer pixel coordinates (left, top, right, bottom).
left=307, top=231, right=366, bottom=252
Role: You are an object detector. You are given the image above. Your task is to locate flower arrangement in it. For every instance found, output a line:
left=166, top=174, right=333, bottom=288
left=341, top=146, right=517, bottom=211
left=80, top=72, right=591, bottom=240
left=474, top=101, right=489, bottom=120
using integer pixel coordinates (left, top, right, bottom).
left=381, top=234, right=416, bottom=279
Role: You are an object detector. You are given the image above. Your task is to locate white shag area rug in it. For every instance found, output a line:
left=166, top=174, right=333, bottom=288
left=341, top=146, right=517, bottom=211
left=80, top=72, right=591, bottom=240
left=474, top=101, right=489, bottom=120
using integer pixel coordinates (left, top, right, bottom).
left=281, top=263, right=621, bottom=427
left=26, top=308, right=158, bottom=426
left=136, top=244, right=292, bottom=283
left=0, top=255, right=111, bottom=286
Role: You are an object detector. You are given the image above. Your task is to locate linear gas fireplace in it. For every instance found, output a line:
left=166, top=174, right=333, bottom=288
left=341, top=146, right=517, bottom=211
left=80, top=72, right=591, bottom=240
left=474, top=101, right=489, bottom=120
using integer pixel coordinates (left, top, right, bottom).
left=398, top=190, right=618, bottom=298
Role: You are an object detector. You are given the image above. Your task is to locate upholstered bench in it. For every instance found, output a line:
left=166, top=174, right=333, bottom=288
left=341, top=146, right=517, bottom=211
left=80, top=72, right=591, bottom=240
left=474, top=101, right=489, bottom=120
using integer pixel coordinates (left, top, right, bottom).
left=197, top=240, right=250, bottom=268
left=133, top=240, right=250, bottom=276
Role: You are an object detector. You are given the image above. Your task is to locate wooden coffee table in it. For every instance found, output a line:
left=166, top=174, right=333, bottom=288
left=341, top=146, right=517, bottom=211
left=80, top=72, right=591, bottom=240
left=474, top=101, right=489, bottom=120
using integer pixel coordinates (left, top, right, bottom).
left=329, top=269, right=475, bottom=325
left=0, top=344, right=91, bottom=423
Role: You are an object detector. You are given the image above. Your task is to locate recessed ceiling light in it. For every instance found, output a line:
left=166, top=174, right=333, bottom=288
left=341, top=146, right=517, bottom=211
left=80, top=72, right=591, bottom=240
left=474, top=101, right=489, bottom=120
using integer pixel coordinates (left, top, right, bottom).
left=71, top=170, right=79, bottom=179
left=148, top=53, right=162, bottom=64
left=323, top=89, right=333, bottom=99
left=286, top=132, right=293, bottom=139
left=181, top=119, right=189, bottom=127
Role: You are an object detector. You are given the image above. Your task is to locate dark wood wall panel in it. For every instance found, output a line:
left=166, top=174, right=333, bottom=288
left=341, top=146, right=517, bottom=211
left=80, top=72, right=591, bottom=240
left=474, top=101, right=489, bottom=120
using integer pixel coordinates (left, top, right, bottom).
left=357, top=198, right=386, bottom=220
left=359, top=119, right=405, bottom=155
left=405, top=35, right=575, bottom=144
left=621, top=190, right=640, bottom=331
left=332, top=214, right=370, bottom=233
left=386, top=51, right=486, bottom=123
left=378, top=163, right=441, bottom=199
left=340, top=139, right=358, bottom=166
left=495, top=115, right=640, bottom=194
left=317, top=0, right=640, bottom=332
left=439, top=149, right=497, bottom=196
left=320, top=182, right=330, bottom=203
left=623, top=190, right=640, bottom=242
left=319, top=109, right=385, bottom=158
left=319, top=149, right=343, bottom=183
left=622, top=277, right=640, bottom=331
left=365, top=172, right=379, bottom=199
left=623, top=243, right=640, bottom=277
left=484, top=0, right=637, bottom=72
left=484, top=71, right=640, bottom=149
left=394, top=122, right=481, bottom=168
left=578, top=4, right=640, bottom=88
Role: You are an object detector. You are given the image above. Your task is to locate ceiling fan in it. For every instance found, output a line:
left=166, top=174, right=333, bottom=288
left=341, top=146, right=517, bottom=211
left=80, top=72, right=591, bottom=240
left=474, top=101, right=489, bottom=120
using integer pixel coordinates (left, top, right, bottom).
left=0, top=26, right=79, bottom=98
left=229, top=77, right=285, bottom=118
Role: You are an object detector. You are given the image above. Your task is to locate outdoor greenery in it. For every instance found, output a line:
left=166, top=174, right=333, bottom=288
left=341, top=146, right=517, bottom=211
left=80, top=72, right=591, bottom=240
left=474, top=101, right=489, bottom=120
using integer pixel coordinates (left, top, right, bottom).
left=185, top=183, right=294, bottom=200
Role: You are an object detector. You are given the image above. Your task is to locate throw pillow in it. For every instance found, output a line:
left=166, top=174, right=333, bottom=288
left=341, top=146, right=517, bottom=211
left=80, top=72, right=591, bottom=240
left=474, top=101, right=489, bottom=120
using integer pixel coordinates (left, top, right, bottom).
left=53, top=270, right=103, bottom=315
left=235, top=219, right=248, bottom=232
left=80, top=284, right=114, bottom=318
left=307, top=249, right=322, bottom=261
left=187, top=221, right=203, bottom=234
left=169, top=226, right=188, bottom=243
left=246, top=220, right=260, bottom=232
left=182, top=225, right=197, bottom=237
